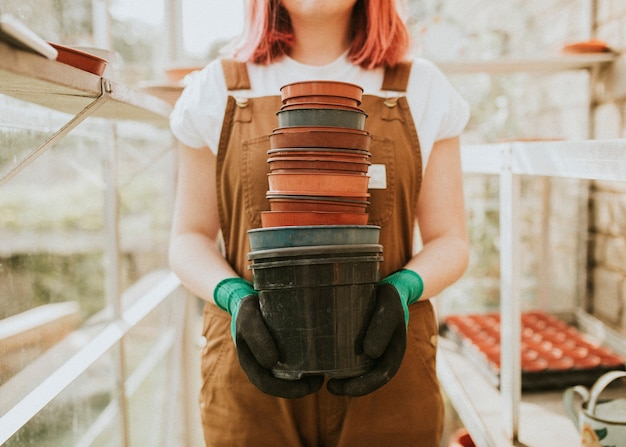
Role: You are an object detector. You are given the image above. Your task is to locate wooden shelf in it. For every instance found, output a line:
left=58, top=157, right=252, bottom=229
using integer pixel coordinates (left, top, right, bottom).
left=0, top=40, right=172, bottom=125
left=437, top=53, right=615, bottom=74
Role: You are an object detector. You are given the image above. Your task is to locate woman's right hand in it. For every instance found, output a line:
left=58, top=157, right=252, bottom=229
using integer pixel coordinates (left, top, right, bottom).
left=235, top=295, right=325, bottom=399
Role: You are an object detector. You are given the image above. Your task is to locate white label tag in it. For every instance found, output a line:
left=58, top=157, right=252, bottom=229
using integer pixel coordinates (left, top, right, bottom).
left=368, top=164, right=387, bottom=189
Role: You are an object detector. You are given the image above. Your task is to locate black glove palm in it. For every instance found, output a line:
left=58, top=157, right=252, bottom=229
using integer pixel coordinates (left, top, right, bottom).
left=326, top=283, right=407, bottom=397
left=235, top=295, right=324, bottom=399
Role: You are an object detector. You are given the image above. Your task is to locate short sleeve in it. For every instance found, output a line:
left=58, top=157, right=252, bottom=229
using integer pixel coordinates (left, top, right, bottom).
left=405, top=58, right=470, bottom=170
left=169, top=59, right=229, bottom=152
left=434, top=75, right=470, bottom=141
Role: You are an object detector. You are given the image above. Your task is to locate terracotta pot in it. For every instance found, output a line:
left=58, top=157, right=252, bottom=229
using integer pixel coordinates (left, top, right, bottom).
left=449, top=429, right=476, bottom=447
left=268, top=190, right=370, bottom=199
left=268, top=195, right=369, bottom=213
left=267, top=156, right=371, bottom=173
left=274, top=125, right=368, bottom=134
left=267, top=192, right=370, bottom=203
left=267, top=148, right=371, bottom=159
left=283, top=94, right=360, bottom=108
left=48, top=42, right=109, bottom=76
left=261, top=211, right=369, bottom=227
left=277, top=108, right=367, bottom=130
left=280, top=102, right=365, bottom=113
left=269, top=128, right=371, bottom=150
left=281, top=81, right=363, bottom=104
left=270, top=169, right=368, bottom=177
left=268, top=199, right=368, bottom=213
left=165, top=66, right=203, bottom=82
left=267, top=172, right=369, bottom=195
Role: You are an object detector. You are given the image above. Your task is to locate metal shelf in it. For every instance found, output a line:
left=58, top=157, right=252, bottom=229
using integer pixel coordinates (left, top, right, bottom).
left=437, top=53, right=615, bottom=74
left=461, top=139, right=626, bottom=181
left=0, top=40, right=174, bottom=187
left=0, top=40, right=172, bottom=125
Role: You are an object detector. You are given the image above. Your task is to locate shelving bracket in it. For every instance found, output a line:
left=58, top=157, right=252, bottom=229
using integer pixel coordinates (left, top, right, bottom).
left=0, top=78, right=111, bottom=187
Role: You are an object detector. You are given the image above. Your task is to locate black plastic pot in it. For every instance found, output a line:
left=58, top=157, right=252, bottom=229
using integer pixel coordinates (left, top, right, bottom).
left=248, top=244, right=383, bottom=379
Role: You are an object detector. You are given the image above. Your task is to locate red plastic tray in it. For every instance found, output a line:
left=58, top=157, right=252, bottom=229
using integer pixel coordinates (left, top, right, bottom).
left=442, top=311, right=625, bottom=390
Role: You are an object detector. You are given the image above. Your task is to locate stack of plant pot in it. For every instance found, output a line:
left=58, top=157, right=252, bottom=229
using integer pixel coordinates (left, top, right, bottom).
left=247, top=81, right=383, bottom=381
left=261, top=80, right=372, bottom=227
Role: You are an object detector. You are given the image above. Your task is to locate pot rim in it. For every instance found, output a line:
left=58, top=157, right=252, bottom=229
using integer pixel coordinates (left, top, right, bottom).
left=267, top=155, right=371, bottom=163
left=271, top=126, right=370, bottom=135
left=267, top=189, right=371, bottom=198
left=280, top=80, right=363, bottom=103
left=267, top=148, right=371, bottom=157
left=282, top=94, right=361, bottom=107
left=248, top=243, right=383, bottom=260
left=280, top=102, right=365, bottom=113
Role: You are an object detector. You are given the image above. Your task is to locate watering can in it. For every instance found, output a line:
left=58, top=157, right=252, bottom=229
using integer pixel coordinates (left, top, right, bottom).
left=563, top=370, right=626, bottom=447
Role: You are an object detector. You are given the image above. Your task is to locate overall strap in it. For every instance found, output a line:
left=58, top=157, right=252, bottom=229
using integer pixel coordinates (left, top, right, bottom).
left=381, top=61, right=412, bottom=92
left=220, top=59, right=251, bottom=91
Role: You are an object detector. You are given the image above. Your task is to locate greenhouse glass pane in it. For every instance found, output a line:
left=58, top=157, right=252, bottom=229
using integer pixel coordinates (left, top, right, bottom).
left=0, top=103, right=110, bottom=386
left=3, top=348, right=122, bottom=447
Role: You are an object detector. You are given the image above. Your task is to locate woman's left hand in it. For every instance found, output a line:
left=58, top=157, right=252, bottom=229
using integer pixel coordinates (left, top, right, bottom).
left=326, top=283, right=407, bottom=397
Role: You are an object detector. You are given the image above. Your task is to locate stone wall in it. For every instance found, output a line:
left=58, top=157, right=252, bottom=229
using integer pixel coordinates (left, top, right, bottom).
left=421, top=1, right=626, bottom=336
left=425, top=0, right=593, bottom=317
left=589, top=1, right=626, bottom=331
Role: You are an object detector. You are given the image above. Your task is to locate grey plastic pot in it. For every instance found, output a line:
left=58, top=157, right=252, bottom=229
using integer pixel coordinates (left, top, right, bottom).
left=277, top=108, right=367, bottom=130
left=247, top=225, right=380, bottom=250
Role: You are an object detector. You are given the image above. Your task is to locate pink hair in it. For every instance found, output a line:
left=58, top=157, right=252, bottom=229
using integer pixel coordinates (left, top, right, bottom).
left=232, top=0, right=410, bottom=69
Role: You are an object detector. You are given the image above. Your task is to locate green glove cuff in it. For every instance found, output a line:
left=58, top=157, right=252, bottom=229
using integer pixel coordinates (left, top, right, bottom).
left=214, top=277, right=257, bottom=343
left=379, top=269, right=424, bottom=326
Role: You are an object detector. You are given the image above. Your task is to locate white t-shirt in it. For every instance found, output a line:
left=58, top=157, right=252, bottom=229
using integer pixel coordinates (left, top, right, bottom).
left=170, top=53, right=469, bottom=171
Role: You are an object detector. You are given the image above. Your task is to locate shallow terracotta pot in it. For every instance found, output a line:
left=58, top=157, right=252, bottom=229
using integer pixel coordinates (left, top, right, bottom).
left=281, top=81, right=363, bottom=104
left=261, top=210, right=369, bottom=227
left=165, top=66, right=203, bottom=82
left=280, top=102, right=365, bottom=113
left=449, top=429, right=476, bottom=447
left=269, top=128, right=371, bottom=150
left=270, top=169, right=368, bottom=177
left=268, top=196, right=369, bottom=213
left=49, top=42, right=108, bottom=75
left=267, top=193, right=370, bottom=204
left=267, top=148, right=371, bottom=160
left=267, top=172, right=369, bottom=195
left=277, top=108, right=367, bottom=130
left=267, top=190, right=370, bottom=200
left=267, top=156, right=371, bottom=173
left=274, top=125, right=368, bottom=134
left=283, top=94, right=361, bottom=108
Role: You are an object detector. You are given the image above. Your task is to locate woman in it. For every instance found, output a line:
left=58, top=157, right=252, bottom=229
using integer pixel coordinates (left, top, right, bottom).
left=169, top=0, right=470, bottom=445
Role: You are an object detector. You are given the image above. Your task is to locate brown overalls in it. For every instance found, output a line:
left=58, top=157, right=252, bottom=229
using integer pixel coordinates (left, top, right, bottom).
left=199, top=60, right=442, bottom=447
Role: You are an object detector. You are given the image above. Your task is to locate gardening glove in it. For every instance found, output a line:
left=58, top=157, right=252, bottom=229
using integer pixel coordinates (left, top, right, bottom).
left=326, top=269, right=424, bottom=397
left=214, top=277, right=324, bottom=399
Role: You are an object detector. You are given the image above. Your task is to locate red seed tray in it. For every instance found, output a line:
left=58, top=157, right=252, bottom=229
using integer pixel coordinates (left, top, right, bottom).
left=442, top=310, right=625, bottom=390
